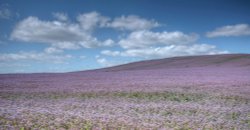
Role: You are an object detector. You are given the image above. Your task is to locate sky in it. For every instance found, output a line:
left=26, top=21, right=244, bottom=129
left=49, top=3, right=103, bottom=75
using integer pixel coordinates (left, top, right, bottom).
left=0, top=0, right=250, bottom=73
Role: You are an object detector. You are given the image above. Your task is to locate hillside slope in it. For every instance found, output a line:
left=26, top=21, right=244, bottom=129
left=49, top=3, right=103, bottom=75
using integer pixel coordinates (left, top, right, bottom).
left=97, top=54, right=250, bottom=72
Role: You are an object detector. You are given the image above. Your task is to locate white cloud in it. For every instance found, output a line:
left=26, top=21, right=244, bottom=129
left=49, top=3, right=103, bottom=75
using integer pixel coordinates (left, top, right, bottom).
left=10, top=16, right=113, bottom=50
left=106, top=15, right=159, bottom=31
left=96, top=56, right=113, bottom=67
left=77, top=11, right=109, bottom=31
left=118, top=30, right=198, bottom=49
left=8, top=12, right=230, bottom=71
left=0, top=51, right=72, bottom=64
left=0, top=8, right=11, bottom=19
left=53, top=12, right=68, bottom=21
left=101, top=50, right=121, bottom=56
left=10, top=12, right=162, bottom=52
left=11, top=16, right=89, bottom=48
left=206, top=24, right=250, bottom=37
left=102, top=44, right=228, bottom=59
left=123, top=44, right=228, bottom=58
left=0, top=62, right=30, bottom=67
left=101, top=30, right=227, bottom=59
left=44, top=47, right=63, bottom=54
left=102, top=39, right=115, bottom=46
left=95, top=55, right=125, bottom=67
left=76, top=12, right=160, bottom=31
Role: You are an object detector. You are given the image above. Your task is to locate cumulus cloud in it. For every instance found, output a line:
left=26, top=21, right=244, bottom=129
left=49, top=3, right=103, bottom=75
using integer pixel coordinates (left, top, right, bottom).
left=101, top=50, right=121, bottom=56
left=0, top=51, right=72, bottom=64
left=101, top=30, right=227, bottom=59
left=102, top=39, right=115, bottom=46
left=53, top=12, right=68, bottom=21
left=95, top=55, right=126, bottom=67
left=10, top=16, right=113, bottom=50
left=206, top=24, right=250, bottom=37
left=10, top=12, right=160, bottom=52
left=122, top=44, right=227, bottom=58
left=118, top=30, right=198, bottom=49
left=96, top=56, right=113, bottom=67
left=44, top=47, right=63, bottom=54
left=8, top=11, right=229, bottom=70
left=102, top=44, right=228, bottom=59
left=106, top=15, right=159, bottom=31
left=77, top=11, right=109, bottom=31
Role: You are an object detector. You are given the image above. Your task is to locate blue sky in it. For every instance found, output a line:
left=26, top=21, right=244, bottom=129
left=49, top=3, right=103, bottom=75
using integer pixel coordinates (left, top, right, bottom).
left=0, top=0, right=250, bottom=73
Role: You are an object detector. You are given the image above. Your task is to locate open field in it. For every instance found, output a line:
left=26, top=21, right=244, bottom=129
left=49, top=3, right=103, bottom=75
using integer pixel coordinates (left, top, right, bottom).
left=0, top=54, right=250, bottom=129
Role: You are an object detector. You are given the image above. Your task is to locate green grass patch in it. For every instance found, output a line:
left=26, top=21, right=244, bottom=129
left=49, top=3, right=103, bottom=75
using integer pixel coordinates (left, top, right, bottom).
left=113, top=91, right=205, bottom=102
left=0, top=91, right=206, bottom=102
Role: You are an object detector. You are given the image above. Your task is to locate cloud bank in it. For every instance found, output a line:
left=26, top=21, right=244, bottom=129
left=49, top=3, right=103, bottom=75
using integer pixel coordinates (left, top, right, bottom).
left=106, top=15, right=159, bottom=31
left=101, top=30, right=227, bottom=59
left=206, top=24, right=250, bottom=37
left=0, top=51, right=72, bottom=64
left=10, top=16, right=112, bottom=50
left=4, top=11, right=229, bottom=68
left=118, top=30, right=198, bottom=49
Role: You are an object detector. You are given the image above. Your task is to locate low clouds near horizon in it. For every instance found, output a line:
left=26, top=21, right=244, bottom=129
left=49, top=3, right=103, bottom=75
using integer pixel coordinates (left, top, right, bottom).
left=206, top=24, right=250, bottom=38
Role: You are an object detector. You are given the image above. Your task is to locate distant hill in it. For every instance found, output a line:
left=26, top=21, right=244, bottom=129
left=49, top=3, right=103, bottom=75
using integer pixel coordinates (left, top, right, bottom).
left=97, top=54, right=250, bottom=72
left=1, top=54, right=249, bottom=75
left=1, top=54, right=249, bottom=96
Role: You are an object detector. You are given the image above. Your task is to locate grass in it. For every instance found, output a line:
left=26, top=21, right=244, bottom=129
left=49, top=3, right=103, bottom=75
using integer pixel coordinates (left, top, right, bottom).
left=218, top=95, right=249, bottom=105
left=114, top=91, right=205, bottom=102
left=0, top=91, right=206, bottom=102
left=1, top=91, right=249, bottom=104
left=0, top=115, right=138, bottom=130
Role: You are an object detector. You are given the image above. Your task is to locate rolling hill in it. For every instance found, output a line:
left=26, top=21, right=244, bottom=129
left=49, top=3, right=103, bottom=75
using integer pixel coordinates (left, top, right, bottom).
left=97, top=54, right=250, bottom=72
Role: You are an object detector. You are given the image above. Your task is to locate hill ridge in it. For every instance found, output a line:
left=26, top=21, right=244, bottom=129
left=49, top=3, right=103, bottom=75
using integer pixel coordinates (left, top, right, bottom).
left=97, top=54, right=250, bottom=72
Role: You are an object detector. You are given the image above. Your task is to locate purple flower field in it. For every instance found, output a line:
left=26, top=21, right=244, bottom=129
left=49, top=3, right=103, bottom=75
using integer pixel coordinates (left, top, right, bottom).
left=0, top=54, right=250, bottom=129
